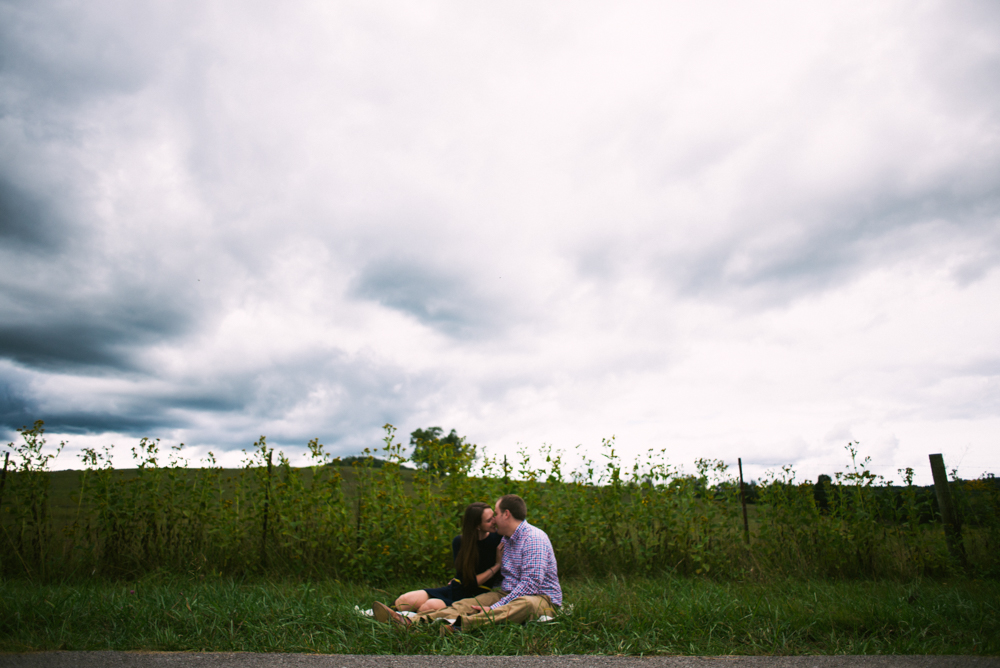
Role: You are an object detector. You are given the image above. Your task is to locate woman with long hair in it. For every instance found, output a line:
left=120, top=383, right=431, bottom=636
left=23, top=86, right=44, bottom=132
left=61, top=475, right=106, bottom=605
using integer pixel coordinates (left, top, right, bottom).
left=394, top=501, right=504, bottom=613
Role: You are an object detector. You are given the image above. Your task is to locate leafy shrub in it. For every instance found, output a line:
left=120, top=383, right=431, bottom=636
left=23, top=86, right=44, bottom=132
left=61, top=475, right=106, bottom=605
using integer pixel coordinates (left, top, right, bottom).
left=2, top=423, right=997, bottom=581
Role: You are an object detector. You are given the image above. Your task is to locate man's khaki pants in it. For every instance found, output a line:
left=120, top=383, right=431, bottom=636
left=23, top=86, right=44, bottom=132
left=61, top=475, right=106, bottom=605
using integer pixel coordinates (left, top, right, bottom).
left=415, top=591, right=557, bottom=630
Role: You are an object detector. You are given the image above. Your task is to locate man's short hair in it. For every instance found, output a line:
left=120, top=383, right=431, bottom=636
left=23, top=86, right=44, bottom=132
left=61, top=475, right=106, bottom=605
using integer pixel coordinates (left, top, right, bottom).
left=498, top=494, right=527, bottom=520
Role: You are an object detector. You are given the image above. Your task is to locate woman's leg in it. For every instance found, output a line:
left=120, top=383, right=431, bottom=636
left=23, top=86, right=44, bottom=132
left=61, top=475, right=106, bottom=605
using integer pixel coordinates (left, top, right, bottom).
left=417, top=598, right=447, bottom=613
left=395, top=590, right=430, bottom=611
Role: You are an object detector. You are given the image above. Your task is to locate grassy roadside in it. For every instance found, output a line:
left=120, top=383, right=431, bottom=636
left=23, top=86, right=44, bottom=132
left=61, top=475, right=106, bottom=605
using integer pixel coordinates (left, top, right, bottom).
left=2, top=575, right=997, bottom=655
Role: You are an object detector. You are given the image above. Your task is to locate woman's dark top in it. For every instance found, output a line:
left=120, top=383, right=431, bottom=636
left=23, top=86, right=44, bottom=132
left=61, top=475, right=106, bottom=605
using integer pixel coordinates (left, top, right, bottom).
left=422, top=532, right=504, bottom=604
left=451, top=532, right=503, bottom=596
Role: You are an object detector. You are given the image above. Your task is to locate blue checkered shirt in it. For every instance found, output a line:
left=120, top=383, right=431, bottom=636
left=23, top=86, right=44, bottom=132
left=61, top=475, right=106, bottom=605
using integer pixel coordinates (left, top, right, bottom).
left=492, top=520, right=562, bottom=609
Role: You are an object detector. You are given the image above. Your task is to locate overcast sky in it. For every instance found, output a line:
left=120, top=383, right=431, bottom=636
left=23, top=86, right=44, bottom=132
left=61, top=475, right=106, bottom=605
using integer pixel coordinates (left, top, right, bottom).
left=1, top=0, right=998, bottom=484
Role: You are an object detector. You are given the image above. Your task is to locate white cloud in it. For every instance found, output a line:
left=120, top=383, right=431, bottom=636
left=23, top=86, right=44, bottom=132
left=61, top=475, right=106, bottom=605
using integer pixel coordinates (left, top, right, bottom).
left=1, top=0, right=998, bottom=485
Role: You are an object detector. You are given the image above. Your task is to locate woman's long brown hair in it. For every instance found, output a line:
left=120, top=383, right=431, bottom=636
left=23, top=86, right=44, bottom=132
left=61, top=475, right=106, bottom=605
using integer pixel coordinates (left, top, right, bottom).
left=455, top=502, right=490, bottom=586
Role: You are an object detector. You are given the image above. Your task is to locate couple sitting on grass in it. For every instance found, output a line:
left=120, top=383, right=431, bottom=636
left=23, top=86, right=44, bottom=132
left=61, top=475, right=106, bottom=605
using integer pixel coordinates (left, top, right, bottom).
left=372, top=494, right=562, bottom=632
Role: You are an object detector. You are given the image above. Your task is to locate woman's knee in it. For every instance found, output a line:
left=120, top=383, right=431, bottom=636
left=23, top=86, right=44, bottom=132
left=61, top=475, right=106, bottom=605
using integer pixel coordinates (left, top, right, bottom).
left=418, top=598, right=446, bottom=613
left=395, top=590, right=429, bottom=611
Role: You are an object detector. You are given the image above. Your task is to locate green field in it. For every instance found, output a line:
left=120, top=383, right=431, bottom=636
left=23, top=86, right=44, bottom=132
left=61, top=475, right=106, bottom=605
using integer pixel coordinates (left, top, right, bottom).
left=32, top=465, right=412, bottom=531
left=2, top=423, right=999, bottom=583
left=2, top=424, right=999, bottom=656
left=2, top=574, right=997, bottom=655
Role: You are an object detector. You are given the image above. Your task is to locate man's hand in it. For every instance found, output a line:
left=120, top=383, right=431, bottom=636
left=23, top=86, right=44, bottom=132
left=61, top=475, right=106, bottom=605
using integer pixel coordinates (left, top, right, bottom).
left=470, top=605, right=488, bottom=613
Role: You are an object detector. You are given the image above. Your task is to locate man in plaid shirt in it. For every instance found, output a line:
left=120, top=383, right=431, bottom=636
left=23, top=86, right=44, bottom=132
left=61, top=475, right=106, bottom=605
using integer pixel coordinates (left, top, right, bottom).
left=374, top=494, right=562, bottom=631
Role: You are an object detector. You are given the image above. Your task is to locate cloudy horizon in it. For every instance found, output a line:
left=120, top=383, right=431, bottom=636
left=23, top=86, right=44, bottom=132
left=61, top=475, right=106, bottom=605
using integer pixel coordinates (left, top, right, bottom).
left=1, top=0, right=998, bottom=484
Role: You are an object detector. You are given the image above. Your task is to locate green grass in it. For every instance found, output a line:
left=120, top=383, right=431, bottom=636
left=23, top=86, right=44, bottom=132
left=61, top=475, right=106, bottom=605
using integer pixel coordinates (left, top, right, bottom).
left=2, top=575, right=997, bottom=655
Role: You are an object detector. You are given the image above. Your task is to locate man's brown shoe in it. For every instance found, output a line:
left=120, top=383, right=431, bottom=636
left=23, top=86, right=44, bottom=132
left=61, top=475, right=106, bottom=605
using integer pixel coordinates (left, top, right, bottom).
left=373, top=601, right=411, bottom=628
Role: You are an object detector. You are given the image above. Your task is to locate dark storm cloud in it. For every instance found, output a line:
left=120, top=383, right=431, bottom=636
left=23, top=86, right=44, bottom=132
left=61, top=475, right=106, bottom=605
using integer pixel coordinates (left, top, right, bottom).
left=0, top=178, right=61, bottom=250
left=0, top=372, right=33, bottom=429
left=0, top=0, right=417, bottom=445
left=1, top=335, right=429, bottom=454
left=0, top=3, right=204, bottom=376
left=350, top=258, right=506, bottom=338
left=635, top=171, right=1000, bottom=307
left=0, top=0, right=996, bottom=478
left=240, top=353, right=429, bottom=449
left=568, top=0, right=1000, bottom=307
left=229, top=353, right=433, bottom=454
left=0, top=373, right=244, bottom=438
left=30, top=411, right=187, bottom=436
left=0, top=277, right=197, bottom=372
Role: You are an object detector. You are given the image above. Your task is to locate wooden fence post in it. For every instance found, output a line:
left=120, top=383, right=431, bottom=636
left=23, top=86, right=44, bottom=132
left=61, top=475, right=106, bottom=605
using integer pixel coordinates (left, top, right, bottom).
left=738, top=458, right=750, bottom=544
left=929, top=453, right=967, bottom=567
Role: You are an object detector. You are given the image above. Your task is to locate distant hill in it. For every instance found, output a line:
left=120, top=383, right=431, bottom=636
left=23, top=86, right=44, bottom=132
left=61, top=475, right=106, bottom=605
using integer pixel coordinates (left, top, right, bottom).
left=333, top=455, right=415, bottom=469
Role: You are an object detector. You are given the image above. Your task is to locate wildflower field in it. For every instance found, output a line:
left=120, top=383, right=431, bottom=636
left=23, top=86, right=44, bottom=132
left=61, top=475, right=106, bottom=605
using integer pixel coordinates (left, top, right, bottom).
left=2, top=421, right=998, bottom=583
left=2, top=421, right=999, bottom=655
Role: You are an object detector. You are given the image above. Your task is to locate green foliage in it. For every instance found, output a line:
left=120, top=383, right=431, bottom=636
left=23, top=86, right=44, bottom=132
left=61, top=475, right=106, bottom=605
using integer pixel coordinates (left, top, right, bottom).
left=2, top=422, right=999, bottom=582
left=0, top=421, right=63, bottom=579
left=408, top=427, right=476, bottom=475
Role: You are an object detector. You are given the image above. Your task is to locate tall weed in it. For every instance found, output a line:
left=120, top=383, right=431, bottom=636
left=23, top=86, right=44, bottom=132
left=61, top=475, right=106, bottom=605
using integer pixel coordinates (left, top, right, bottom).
left=0, top=421, right=63, bottom=578
left=2, top=422, right=997, bottom=582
